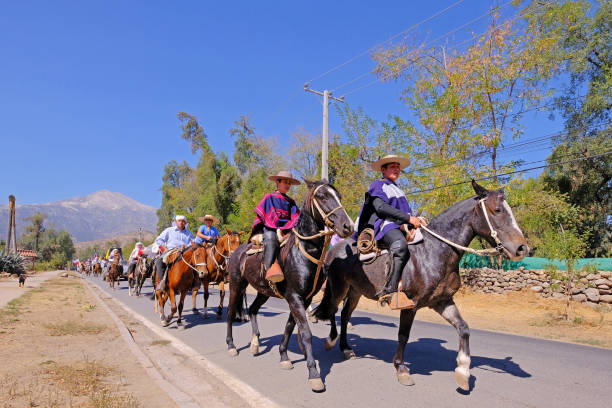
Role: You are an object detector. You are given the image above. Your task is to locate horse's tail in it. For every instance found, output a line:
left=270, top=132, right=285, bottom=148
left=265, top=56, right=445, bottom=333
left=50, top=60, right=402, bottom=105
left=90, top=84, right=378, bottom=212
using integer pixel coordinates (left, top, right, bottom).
left=312, top=278, right=337, bottom=321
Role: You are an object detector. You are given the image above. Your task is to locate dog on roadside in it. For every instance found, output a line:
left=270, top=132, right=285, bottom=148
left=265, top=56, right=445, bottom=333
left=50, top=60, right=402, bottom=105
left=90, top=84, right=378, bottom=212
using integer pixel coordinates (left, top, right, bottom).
left=18, top=274, right=26, bottom=287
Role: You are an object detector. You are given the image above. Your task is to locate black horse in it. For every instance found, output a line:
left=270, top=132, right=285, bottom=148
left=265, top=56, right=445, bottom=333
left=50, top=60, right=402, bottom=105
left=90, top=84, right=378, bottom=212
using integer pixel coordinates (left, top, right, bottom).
left=225, top=180, right=354, bottom=392
left=314, top=181, right=529, bottom=390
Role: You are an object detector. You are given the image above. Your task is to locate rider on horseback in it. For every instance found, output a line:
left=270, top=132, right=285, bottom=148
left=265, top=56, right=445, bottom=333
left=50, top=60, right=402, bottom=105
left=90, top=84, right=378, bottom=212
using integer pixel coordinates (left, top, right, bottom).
left=251, top=171, right=300, bottom=282
left=127, top=241, right=145, bottom=279
left=355, top=155, right=422, bottom=307
left=195, top=214, right=219, bottom=246
left=154, top=215, right=195, bottom=291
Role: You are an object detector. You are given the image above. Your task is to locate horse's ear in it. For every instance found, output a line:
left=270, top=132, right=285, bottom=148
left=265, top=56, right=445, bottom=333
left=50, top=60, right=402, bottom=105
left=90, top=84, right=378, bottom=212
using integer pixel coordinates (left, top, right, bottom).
left=471, top=179, right=488, bottom=198
left=226, top=227, right=231, bottom=234
left=238, top=230, right=245, bottom=236
left=304, top=179, right=315, bottom=189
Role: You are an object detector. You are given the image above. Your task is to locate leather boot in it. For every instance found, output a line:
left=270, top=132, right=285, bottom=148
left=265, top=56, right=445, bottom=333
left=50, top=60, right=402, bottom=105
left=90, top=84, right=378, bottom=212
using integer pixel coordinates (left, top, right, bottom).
left=263, top=229, right=283, bottom=282
left=376, top=240, right=415, bottom=309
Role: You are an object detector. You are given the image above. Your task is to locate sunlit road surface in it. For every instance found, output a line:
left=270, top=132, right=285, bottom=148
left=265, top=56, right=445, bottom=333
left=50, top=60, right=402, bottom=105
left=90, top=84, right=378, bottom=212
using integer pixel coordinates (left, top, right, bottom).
left=87, top=275, right=612, bottom=408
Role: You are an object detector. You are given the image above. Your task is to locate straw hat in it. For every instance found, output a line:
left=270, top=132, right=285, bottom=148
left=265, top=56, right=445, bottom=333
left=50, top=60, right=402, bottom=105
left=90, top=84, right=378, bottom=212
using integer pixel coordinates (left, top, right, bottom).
left=268, top=170, right=301, bottom=185
left=371, top=155, right=411, bottom=172
left=198, top=214, right=218, bottom=224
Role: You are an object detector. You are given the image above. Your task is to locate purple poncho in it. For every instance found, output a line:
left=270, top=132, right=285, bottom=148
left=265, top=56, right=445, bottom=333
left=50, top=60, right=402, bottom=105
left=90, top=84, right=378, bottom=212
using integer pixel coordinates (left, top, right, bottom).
left=356, top=178, right=413, bottom=240
left=251, top=191, right=300, bottom=236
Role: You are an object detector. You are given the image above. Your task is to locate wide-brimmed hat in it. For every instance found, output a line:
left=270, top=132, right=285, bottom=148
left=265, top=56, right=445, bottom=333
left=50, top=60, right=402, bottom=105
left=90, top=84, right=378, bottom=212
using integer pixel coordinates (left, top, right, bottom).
left=371, top=155, right=411, bottom=172
left=268, top=170, right=301, bottom=185
left=198, top=214, right=218, bottom=224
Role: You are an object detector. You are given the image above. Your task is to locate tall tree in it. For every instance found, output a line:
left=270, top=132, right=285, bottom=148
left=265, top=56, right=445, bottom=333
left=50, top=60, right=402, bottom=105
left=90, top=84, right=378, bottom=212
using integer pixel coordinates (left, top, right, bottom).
left=177, top=112, right=209, bottom=154
left=22, top=212, right=47, bottom=252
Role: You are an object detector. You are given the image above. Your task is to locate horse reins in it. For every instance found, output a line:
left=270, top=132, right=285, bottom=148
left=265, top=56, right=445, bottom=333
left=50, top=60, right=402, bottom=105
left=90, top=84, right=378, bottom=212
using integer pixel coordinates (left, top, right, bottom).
left=210, top=234, right=234, bottom=271
left=420, top=198, right=505, bottom=257
left=293, top=184, right=347, bottom=299
left=180, top=246, right=207, bottom=272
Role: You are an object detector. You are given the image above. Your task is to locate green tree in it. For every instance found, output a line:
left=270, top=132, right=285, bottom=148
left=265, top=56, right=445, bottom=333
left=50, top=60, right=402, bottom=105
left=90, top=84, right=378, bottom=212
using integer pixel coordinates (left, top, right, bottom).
left=215, top=153, right=242, bottom=225
left=21, top=212, right=47, bottom=251
left=157, top=160, right=193, bottom=232
left=177, top=112, right=209, bottom=154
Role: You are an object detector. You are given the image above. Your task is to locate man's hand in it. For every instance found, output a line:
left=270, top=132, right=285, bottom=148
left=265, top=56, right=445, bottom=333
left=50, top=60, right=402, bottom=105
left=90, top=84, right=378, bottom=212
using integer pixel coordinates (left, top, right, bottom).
left=409, top=216, right=422, bottom=228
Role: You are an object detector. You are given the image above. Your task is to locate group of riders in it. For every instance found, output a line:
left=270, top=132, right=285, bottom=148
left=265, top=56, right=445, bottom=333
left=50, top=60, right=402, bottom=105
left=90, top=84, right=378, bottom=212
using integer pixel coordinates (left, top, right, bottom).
left=137, top=153, right=423, bottom=310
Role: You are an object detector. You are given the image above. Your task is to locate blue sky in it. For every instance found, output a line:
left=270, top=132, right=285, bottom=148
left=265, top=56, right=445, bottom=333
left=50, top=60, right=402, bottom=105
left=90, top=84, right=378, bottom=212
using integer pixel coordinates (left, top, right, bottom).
left=0, top=0, right=562, bottom=207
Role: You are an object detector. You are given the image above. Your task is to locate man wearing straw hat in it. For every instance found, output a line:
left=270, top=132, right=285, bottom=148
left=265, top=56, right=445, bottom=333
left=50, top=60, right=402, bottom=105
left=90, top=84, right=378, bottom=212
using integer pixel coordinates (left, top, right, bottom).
left=251, top=170, right=300, bottom=282
left=195, top=214, right=219, bottom=246
left=355, top=155, right=422, bottom=309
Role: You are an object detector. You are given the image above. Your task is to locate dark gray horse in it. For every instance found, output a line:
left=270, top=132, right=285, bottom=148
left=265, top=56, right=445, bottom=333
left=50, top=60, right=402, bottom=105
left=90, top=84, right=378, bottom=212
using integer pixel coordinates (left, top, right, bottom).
left=225, top=180, right=354, bottom=392
left=314, top=181, right=529, bottom=390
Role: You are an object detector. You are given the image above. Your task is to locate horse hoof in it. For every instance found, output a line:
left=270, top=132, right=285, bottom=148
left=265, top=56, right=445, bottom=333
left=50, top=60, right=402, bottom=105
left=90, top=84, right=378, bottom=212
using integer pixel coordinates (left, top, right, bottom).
left=347, top=322, right=353, bottom=330
left=250, top=335, right=259, bottom=355
left=227, top=348, right=238, bottom=357
left=216, top=313, right=222, bottom=320
left=191, top=308, right=198, bottom=314
left=454, top=369, right=470, bottom=391
left=308, top=378, right=325, bottom=393
left=397, top=369, right=415, bottom=386
left=310, top=316, right=318, bottom=324
left=343, top=349, right=356, bottom=360
left=279, top=360, right=293, bottom=370
left=324, top=336, right=337, bottom=351
left=161, top=320, right=169, bottom=327
left=177, top=322, right=185, bottom=330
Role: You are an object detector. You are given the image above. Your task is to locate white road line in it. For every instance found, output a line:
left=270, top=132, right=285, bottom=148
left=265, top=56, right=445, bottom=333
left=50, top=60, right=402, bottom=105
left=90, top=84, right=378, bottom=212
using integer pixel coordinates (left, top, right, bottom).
left=90, top=280, right=283, bottom=408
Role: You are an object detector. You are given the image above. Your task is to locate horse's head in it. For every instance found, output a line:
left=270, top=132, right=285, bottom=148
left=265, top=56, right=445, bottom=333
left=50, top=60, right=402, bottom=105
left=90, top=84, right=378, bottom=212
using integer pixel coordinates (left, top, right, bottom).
left=190, top=244, right=208, bottom=277
left=304, top=179, right=354, bottom=238
left=471, top=180, right=529, bottom=260
left=220, top=228, right=241, bottom=255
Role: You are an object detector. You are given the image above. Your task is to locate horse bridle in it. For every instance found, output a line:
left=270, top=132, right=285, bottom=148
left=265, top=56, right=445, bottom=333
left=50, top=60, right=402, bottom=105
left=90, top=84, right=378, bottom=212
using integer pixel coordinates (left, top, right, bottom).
left=180, top=245, right=207, bottom=272
left=293, top=183, right=350, bottom=299
left=210, top=234, right=235, bottom=270
left=419, top=197, right=505, bottom=256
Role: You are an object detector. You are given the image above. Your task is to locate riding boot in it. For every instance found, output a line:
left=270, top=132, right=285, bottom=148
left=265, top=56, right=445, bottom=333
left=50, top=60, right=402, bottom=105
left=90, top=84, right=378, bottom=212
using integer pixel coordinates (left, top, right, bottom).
left=376, top=237, right=415, bottom=309
left=262, top=229, right=283, bottom=282
left=155, top=258, right=167, bottom=291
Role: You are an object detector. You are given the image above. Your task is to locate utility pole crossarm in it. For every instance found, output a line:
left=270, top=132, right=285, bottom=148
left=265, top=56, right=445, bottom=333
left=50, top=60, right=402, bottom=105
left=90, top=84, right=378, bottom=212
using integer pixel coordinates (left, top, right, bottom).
left=303, top=84, right=345, bottom=180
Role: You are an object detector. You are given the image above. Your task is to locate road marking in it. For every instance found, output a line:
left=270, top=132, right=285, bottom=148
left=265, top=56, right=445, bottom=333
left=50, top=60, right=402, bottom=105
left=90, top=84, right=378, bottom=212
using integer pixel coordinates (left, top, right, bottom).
left=89, top=279, right=282, bottom=408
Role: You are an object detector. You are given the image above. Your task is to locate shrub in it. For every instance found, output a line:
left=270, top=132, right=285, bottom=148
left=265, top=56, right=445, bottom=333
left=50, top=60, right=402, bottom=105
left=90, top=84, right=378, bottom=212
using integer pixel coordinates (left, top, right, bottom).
left=0, top=254, right=26, bottom=275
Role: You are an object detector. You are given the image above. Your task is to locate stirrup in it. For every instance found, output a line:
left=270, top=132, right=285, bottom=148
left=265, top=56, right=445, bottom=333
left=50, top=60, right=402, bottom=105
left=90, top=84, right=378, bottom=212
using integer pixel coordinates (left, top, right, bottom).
left=265, top=262, right=284, bottom=283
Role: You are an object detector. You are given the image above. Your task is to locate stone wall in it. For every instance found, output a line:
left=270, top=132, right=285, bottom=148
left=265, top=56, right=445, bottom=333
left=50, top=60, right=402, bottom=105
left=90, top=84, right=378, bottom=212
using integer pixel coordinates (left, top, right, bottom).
left=460, top=267, right=612, bottom=306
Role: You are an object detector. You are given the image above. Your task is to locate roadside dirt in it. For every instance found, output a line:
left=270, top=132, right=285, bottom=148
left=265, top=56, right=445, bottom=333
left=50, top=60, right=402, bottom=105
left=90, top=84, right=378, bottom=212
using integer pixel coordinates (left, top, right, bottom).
left=313, top=287, right=612, bottom=348
left=0, top=272, right=177, bottom=408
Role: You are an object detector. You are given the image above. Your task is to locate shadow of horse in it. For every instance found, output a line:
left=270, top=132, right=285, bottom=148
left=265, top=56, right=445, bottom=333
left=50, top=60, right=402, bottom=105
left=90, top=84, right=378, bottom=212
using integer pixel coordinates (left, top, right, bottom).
left=316, top=336, right=530, bottom=392
left=176, top=309, right=283, bottom=329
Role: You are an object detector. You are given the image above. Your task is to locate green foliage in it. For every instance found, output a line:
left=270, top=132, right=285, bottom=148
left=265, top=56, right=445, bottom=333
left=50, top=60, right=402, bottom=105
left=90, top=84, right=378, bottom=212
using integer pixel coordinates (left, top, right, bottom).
left=21, top=212, right=47, bottom=251
left=0, top=253, right=26, bottom=275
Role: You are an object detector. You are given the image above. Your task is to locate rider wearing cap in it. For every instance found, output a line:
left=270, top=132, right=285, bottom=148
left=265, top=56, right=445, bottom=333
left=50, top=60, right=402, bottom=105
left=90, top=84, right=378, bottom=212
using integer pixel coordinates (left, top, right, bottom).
left=355, top=155, right=422, bottom=308
left=154, top=215, right=196, bottom=291
left=195, top=215, right=220, bottom=246
left=250, top=171, right=300, bottom=282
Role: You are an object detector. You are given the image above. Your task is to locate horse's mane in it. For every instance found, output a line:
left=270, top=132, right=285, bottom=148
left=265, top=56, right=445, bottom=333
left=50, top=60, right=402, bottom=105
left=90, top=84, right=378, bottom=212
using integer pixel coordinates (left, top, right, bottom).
left=426, top=195, right=478, bottom=230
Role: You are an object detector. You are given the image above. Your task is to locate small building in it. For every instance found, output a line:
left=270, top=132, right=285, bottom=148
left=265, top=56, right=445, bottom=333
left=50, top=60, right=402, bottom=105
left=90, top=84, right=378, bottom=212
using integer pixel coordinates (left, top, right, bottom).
left=17, top=249, right=38, bottom=270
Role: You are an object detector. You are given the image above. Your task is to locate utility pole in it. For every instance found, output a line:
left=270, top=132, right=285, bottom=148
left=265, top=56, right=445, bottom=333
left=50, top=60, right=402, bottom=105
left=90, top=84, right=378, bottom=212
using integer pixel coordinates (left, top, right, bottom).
left=4, top=195, right=17, bottom=255
left=304, top=84, right=344, bottom=180
left=138, top=227, right=143, bottom=242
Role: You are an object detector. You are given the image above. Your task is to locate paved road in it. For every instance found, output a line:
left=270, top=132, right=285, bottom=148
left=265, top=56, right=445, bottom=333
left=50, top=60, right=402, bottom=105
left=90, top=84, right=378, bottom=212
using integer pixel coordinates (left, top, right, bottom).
left=87, top=275, right=612, bottom=408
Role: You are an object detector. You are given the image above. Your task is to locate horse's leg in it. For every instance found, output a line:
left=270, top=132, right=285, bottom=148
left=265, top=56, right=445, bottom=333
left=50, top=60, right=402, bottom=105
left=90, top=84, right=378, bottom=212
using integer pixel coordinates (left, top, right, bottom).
left=226, top=277, right=248, bottom=356
left=286, top=293, right=324, bottom=392
left=248, top=292, right=270, bottom=356
left=433, top=299, right=471, bottom=391
left=176, top=290, right=187, bottom=329
left=339, top=289, right=361, bottom=359
left=165, top=288, right=178, bottom=326
left=203, top=281, right=210, bottom=319
left=393, top=308, right=417, bottom=386
left=159, top=290, right=169, bottom=324
left=191, top=279, right=199, bottom=314
left=216, top=280, right=225, bottom=320
left=278, top=313, right=296, bottom=370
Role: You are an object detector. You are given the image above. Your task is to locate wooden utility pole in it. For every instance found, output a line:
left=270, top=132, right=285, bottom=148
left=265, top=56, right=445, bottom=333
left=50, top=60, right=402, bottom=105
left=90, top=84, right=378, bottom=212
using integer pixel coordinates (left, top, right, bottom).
left=4, top=195, right=17, bottom=255
left=304, top=84, right=344, bottom=180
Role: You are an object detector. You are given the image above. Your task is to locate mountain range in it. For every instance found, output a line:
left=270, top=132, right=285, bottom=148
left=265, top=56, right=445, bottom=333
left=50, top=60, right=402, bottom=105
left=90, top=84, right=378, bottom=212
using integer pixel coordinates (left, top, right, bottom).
left=0, top=190, right=158, bottom=242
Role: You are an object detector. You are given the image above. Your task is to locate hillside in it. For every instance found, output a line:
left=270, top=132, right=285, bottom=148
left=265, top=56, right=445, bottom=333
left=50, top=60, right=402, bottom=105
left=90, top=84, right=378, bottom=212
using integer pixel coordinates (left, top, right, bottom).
left=0, top=190, right=158, bottom=242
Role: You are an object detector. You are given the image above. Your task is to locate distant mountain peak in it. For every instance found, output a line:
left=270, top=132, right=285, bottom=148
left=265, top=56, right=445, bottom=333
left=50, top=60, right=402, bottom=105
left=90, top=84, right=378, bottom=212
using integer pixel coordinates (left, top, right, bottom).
left=0, top=190, right=157, bottom=242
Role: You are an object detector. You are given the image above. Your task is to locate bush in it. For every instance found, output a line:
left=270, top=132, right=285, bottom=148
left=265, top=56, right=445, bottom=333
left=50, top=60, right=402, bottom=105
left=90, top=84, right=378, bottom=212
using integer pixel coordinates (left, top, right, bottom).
left=0, top=254, right=26, bottom=275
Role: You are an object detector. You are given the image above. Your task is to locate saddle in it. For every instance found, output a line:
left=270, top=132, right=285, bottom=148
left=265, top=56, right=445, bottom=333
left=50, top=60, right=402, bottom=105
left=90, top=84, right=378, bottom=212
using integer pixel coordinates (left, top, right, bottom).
left=356, top=225, right=423, bottom=263
left=246, top=229, right=289, bottom=255
left=162, top=247, right=181, bottom=264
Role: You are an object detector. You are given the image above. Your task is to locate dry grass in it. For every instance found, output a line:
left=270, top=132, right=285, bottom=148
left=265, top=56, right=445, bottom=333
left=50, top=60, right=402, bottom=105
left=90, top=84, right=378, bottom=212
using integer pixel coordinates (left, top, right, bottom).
left=0, top=275, right=169, bottom=408
left=150, top=339, right=171, bottom=346
left=45, top=320, right=107, bottom=336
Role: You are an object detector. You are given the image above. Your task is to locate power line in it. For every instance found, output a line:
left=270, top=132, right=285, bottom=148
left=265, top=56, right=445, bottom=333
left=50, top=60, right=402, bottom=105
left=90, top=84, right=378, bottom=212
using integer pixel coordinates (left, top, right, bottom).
left=333, top=1, right=513, bottom=93
left=305, top=0, right=467, bottom=86
left=406, top=150, right=612, bottom=195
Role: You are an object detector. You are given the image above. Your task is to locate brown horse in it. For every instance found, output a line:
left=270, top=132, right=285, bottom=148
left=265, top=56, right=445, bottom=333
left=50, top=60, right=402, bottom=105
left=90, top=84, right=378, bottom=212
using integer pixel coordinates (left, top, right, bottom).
left=93, top=263, right=102, bottom=277
left=107, top=262, right=121, bottom=290
left=153, top=244, right=208, bottom=328
left=191, top=229, right=242, bottom=319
